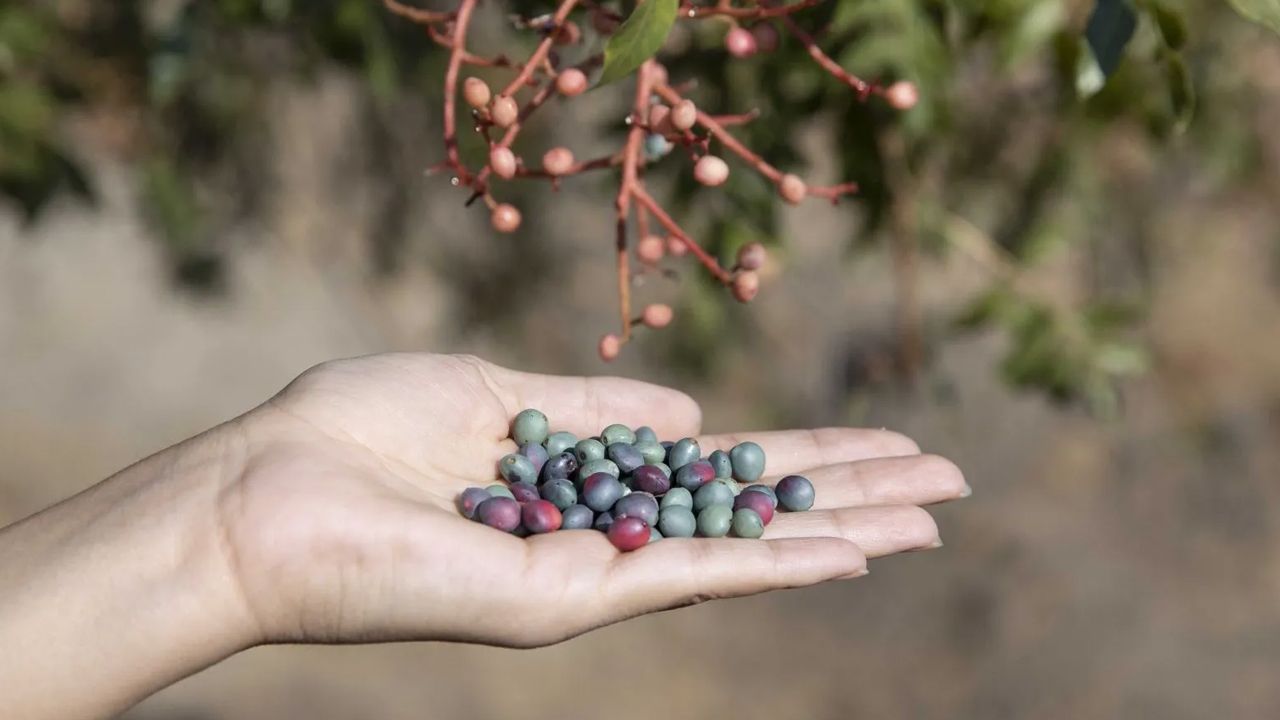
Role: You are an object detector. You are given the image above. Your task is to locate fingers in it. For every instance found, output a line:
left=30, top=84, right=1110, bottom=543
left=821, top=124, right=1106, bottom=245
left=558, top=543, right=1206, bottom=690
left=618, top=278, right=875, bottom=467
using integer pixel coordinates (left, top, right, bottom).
left=795, top=454, right=968, bottom=510
left=763, top=505, right=940, bottom=557
left=696, top=428, right=920, bottom=476
left=489, top=366, right=702, bottom=440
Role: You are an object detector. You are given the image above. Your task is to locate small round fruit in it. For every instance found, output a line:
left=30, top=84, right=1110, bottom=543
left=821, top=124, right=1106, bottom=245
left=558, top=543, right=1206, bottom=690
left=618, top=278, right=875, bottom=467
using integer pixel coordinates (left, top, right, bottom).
left=607, top=516, right=651, bottom=552
left=733, top=490, right=775, bottom=525
left=593, top=510, right=614, bottom=532
left=577, top=459, right=621, bottom=485
left=599, top=333, right=621, bottom=361
left=459, top=487, right=491, bottom=519
left=561, top=504, right=594, bottom=530
left=660, top=487, right=694, bottom=510
left=729, top=441, right=766, bottom=482
left=724, top=479, right=744, bottom=496
left=731, top=508, right=765, bottom=538
left=499, top=453, right=538, bottom=484
left=634, top=441, right=666, bottom=465
left=522, top=499, right=563, bottom=534
left=601, top=423, right=637, bottom=446
left=696, top=505, right=733, bottom=537
left=666, top=236, right=689, bottom=257
left=779, top=173, right=807, bottom=205
left=545, top=431, right=578, bottom=456
left=644, top=133, right=673, bottom=161
left=489, top=146, right=517, bottom=179
left=556, top=68, right=588, bottom=96
left=613, top=491, right=660, bottom=526
left=736, top=242, right=767, bottom=271
left=637, top=235, right=665, bottom=264
left=657, top=506, right=696, bottom=537
left=642, top=304, right=673, bottom=329
left=519, top=442, right=549, bottom=473
left=582, top=472, right=626, bottom=512
left=885, top=80, right=919, bottom=110
left=674, top=460, right=716, bottom=491
left=732, top=270, right=760, bottom=302
left=649, top=527, right=664, bottom=543
left=542, top=146, right=575, bottom=175
left=635, top=426, right=659, bottom=444
left=648, top=104, right=672, bottom=133
left=671, top=99, right=697, bottom=131
left=509, top=482, right=540, bottom=503
left=776, top=474, right=816, bottom=511
left=511, top=409, right=548, bottom=445
left=463, top=77, right=491, bottom=108
left=490, top=96, right=519, bottom=127
left=607, top=443, right=645, bottom=474
left=708, top=449, right=732, bottom=478
left=540, top=451, right=580, bottom=483
left=486, top=484, right=515, bottom=500
left=667, top=437, right=701, bottom=470
left=553, top=20, right=581, bottom=45
left=476, top=496, right=521, bottom=532
left=654, top=462, right=672, bottom=478
left=491, top=203, right=522, bottom=233
left=540, top=478, right=577, bottom=510
left=575, top=438, right=607, bottom=464
left=752, top=23, right=780, bottom=52
left=694, top=155, right=730, bottom=187
left=725, top=26, right=757, bottom=58
left=693, top=479, right=735, bottom=512
left=632, top=464, right=672, bottom=495
left=742, top=483, right=778, bottom=507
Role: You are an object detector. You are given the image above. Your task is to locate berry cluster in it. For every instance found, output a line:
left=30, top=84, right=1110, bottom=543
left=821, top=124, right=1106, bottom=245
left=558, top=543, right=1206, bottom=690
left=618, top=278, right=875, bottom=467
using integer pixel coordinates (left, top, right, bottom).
left=384, top=0, right=917, bottom=360
left=458, top=408, right=816, bottom=551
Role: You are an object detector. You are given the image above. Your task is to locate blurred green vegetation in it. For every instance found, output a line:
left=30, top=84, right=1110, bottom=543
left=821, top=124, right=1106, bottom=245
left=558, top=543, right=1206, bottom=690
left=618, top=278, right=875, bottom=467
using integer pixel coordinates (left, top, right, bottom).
left=1, top=0, right=1274, bottom=411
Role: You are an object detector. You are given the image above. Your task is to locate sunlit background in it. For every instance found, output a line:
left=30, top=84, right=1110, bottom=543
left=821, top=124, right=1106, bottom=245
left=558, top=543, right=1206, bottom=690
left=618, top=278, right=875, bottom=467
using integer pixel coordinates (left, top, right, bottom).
left=3, top=0, right=1279, bottom=718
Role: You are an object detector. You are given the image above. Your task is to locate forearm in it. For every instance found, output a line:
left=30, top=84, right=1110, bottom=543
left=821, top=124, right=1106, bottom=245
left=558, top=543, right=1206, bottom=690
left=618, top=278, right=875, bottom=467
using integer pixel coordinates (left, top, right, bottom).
left=0, top=423, right=259, bottom=720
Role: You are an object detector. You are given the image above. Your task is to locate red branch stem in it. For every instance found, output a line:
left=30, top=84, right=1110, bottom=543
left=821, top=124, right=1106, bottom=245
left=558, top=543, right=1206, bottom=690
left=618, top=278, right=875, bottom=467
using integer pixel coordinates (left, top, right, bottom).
left=631, top=186, right=732, bottom=284
left=780, top=16, right=871, bottom=96
left=681, top=0, right=821, bottom=19
left=442, top=0, right=478, bottom=183
left=382, top=0, right=454, bottom=25
left=499, top=0, right=581, bottom=97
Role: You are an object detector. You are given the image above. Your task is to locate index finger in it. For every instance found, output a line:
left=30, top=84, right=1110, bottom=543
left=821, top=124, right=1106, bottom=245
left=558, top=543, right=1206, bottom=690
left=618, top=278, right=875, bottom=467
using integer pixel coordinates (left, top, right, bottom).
left=695, top=427, right=921, bottom=477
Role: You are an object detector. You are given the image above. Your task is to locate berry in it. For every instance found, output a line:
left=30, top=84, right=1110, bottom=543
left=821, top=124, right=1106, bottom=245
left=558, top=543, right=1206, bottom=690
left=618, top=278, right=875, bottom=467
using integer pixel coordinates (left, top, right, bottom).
left=736, top=242, right=767, bottom=271
left=556, top=68, right=588, bottom=97
left=635, top=426, right=659, bottom=444
left=490, top=96, right=519, bottom=128
left=540, top=478, right=578, bottom=510
left=742, top=483, right=778, bottom=507
left=732, top=270, right=760, bottom=302
left=561, top=504, right=595, bottom=530
left=649, top=527, right=664, bottom=543
left=674, top=460, right=716, bottom=491
left=606, top=442, right=645, bottom=474
left=708, top=449, right=733, bottom=478
left=539, top=451, right=580, bottom=483
left=499, top=453, right=538, bottom=484
left=613, top=491, right=660, bottom=526
left=657, top=506, right=696, bottom=538
left=694, top=155, right=730, bottom=187
left=607, top=516, right=650, bottom=552
left=522, top=499, right=563, bottom=533
left=542, top=146, right=575, bottom=175
left=779, top=174, right=807, bottom=205
left=486, top=484, right=515, bottom=500
left=463, top=77, right=491, bottom=109
left=553, top=20, right=581, bottom=45
left=492, top=203, right=522, bottom=233
left=601, top=423, right=637, bottom=446
left=775, top=474, right=816, bottom=511
left=752, top=23, right=780, bottom=53
left=885, top=80, right=919, bottom=110
left=693, top=479, right=735, bottom=512
left=577, top=458, right=621, bottom=485
left=648, top=104, right=673, bottom=134
left=518, top=442, right=549, bottom=473
left=459, top=487, right=491, bottom=519
left=593, top=510, right=614, bottom=532
left=476, top=496, right=521, bottom=532
left=667, top=437, right=701, bottom=470
left=637, top=234, right=665, bottom=264
left=731, top=508, right=765, bottom=538
left=511, top=409, right=549, bottom=445
left=666, top=236, right=689, bottom=257
left=644, top=133, right=673, bottom=161
left=642, top=303, right=674, bottom=329
left=574, top=438, right=607, bottom=464
left=544, top=431, right=578, bottom=456
left=489, top=146, right=517, bottom=179
left=696, top=505, right=733, bottom=537
left=671, top=99, right=697, bottom=131
left=634, top=441, right=667, bottom=465
left=733, top=490, right=774, bottom=525
left=582, top=472, right=626, bottom=512
left=660, top=487, right=694, bottom=510
left=509, top=482, right=541, bottom=503
left=725, top=26, right=758, bottom=58
left=631, top=464, right=672, bottom=495
left=599, top=333, right=621, bottom=361
left=591, top=8, right=620, bottom=34
left=729, top=441, right=767, bottom=482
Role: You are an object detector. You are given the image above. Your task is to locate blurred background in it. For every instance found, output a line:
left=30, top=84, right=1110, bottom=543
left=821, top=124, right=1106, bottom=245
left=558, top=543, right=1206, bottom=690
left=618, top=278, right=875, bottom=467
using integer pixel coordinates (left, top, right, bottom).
left=3, top=0, right=1280, bottom=718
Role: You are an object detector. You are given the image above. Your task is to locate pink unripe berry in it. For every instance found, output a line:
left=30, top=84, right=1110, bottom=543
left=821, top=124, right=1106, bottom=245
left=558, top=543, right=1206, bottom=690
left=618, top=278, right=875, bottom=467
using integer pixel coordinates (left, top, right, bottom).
left=637, top=234, right=666, bottom=264
left=491, top=203, right=522, bottom=233
left=599, top=333, right=621, bottom=361
left=752, top=23, right=780, bottom=53
left=553, top=20, right=581, bottom=45
left=778, top=173, right=807, bottom=205
left=490, top=96, right=519, bottom=128
left=542, top=147, right=575, bottom=175
left=725, top=27, right=757, bottom=58
left=885, top=81, right=919, bottom=110
left=732, top=270, right=760, bottom=302
left=666, top=236, right=689, bottom=257
left=642, top=304, right=674, bottom=329
left=489, top=146, right=517, bottom=179
left=736, top=242, right=767, bottom=271
left=671, top=99, right=697, bottom=132
left=556, top=68, right=588, bottom=97
left=694, top=155, right=730, bottom=187
left=463, top=77, right=491, bottom=109
left=648, top=104, right=673, bottom=134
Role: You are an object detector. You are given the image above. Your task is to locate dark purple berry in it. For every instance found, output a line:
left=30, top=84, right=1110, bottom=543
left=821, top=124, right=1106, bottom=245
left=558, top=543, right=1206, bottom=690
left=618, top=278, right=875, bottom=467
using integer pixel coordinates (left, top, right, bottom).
left=674, top=460, right=716, bottom=491
left=593, top=511, right=614, bottom=532
left=632, top=464, right=671, bottom=495
left=459, top=487, right=491, bottom=519
left=561, top=504, right=594, bottom=530
left=539, top=451, right=580, bottom=484
left=607, top=443, right=645, bottom=474
left=613, top=491, right=660, bottom=526
left=522, top=499, right=563, bottom=534
left=476, top=497, right=521, bottom=532
left=742, top=484, right=777, bottom=507
left=733, top=490, right=775, bottom=525
left=509, top=482, right=540, bottom=503
left=519, top=442, right=549, bottom=473
left=582, top=472, right=626, bottom=512
left=499, top=454, right=538, bottom=484
left=540, top=478, right=577, bottom=510
left=608, top=516, right=650, bottom=552
left=693, top=480, right=735, bottom=512
left=668, top=438, right=701, bottom=470
left=776, top=475, right=815, bottom=511
left=708, top=449, right=733, bottom=479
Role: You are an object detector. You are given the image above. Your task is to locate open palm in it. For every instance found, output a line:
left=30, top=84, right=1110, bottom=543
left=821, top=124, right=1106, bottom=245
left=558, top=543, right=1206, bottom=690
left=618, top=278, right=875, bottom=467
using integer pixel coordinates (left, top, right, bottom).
left=220, top=354, right=964, bottom=648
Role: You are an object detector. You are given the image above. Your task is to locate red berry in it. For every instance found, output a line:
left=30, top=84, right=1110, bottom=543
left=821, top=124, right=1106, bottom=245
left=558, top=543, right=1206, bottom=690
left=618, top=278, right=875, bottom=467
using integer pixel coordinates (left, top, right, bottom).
left=733, top=490, right=774, bottom=525
left=885, top=81, right=919, bottom=110
left=778, top=173, right=807, bottom=205
left=553, top=20, right=581, bottom=45
left=556, top=68, right=588, bottom=97
left=648, top=104, right=673, bottom=134
left=637, top=234, right=666, bottom=264
left=522, top=499, right=563, bottom=534
left=490, top=96, right=519, bottom=128
left=736, top=242, right=766, bottom=271
left=463, top=77, right=491, bottom=109
left=725, top=27, right=757, bottom=58
left=642, top=304, right=673, bottom=329
left=694, top=155, right=730, bottom=187
left=671, top=99, right=697, bottom=132
left=666, top=236, right=689, bottom=257
left=542, top=147, right=575, bottom=175
left=492, top=203, right=522, bottom=233
left=489, top=146, right=517, bottom=179
left=599, top=333, right=621, bottom=361
left=732, top=270, right=760, bottom=302
left=607, top=516, right=650, bottom=552
left=752, top=23, right=780, bottom=53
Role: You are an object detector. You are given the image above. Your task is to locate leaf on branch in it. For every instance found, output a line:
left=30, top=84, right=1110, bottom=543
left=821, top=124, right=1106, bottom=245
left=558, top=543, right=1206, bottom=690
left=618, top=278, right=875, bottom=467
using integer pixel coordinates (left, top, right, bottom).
left=1084, top=0, right=1137, bottom=77
left=1226, top=0, right=1280, bottom=34
left=598, top=0, right=678, bottom=86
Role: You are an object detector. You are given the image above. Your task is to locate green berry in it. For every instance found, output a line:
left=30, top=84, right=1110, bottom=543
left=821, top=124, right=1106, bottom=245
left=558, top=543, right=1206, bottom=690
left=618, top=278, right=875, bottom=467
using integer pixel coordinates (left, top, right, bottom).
left=696, top=505, right=733, bottom=538
left=511, top=409, right=549, bottom=446
left=575, top=438, right=606, bottom=464
left=657, top=506, right=697, bottom=537
left=660, top=487, right=693, bottom=509
left=668, top=438, right=701, bottom=470
left=545, top=431, right=578, bottom=456
left=731, top=508, right=765, bottom=538
left=486, top=484, right=515, bottom=500
left=635, top=441, right=667, bottom=465
left=601, top=423, right=637, bottom=446
left=693, top=480, right=735, bottom=512
left=729, top=441, right=766, bottom=482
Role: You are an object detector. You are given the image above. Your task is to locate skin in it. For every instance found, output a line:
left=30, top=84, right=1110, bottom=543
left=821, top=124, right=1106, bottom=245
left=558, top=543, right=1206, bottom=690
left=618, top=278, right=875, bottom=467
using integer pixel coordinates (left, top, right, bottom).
left=0, top=353, right=967, bottom=719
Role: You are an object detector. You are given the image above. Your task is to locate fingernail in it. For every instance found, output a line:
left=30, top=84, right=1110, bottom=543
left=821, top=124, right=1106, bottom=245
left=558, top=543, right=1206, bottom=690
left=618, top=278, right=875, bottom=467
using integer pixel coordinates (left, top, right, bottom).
left=839, top=567, right=870, bottom=580
left=927, top=537, right=944, bottom=549
left=959, top=484, right=973, bottom=498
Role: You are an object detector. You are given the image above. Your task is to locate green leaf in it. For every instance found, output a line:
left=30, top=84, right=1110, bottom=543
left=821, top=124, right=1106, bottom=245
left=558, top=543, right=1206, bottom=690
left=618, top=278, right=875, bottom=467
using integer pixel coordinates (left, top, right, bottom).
left=1227, top=0, right=1280, bottom=34
left=1166, top=52, right=1195, bottom=130
left=598, top=0, right=678, bottom=86
left=1084, top=0, right=1137, bottom=76
left=1145, top=0, right=1187, bottom=49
